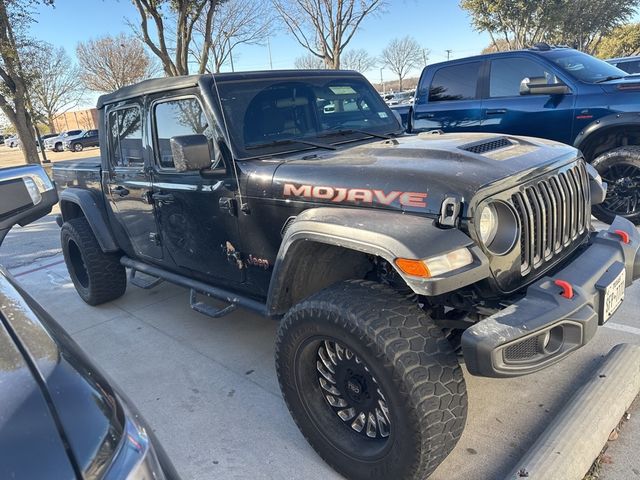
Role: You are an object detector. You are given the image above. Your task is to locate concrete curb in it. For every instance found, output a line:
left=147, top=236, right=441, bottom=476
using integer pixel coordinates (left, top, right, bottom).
left=505, top=343, right=640, bottom=480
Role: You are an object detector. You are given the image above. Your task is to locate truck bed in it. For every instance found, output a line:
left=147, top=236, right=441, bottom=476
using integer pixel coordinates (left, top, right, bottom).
left=52, top=158, right=102, bottom=192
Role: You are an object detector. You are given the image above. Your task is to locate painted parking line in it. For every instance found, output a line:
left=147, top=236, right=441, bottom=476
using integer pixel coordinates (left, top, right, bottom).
left=11, top=259, right=65, bottom=278
left=603, top=322, right=640, bottom=337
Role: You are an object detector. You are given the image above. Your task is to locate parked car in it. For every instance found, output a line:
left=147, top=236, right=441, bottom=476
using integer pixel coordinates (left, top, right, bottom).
left=44, top=129, right=84, bottom=152
left=607, top=55, right=640, bottom=74
left=386, top=90, right=414, bottom=106
left=64, top=129, right=99, bottom=151
left=0, top=135, right=5, bottom=145
left=52, top=71, right=640, bottom=480
left=6, top=135, right=19, bottom=148
left=394, top=44, right=640, bottom=224
left=0, top=164, right=179, bottom=480
left=37, top=133, right=58, bottom=149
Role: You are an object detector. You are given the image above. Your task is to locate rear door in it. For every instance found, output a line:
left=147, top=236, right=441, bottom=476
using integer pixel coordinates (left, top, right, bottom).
left=149, top=93, right=243, bottom=284
left=412, top=61, right=483, bottom=132
left=104, top=102, right=163, bottom=260
left=480, top=56, right=576, bottom=143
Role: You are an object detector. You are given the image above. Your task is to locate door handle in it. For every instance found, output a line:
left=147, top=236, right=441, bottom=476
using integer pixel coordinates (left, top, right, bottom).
left=424, top=113, right=435, bottom=118
left=152, top=192, right=175, bottom=203
left=113, top=186, right=129, bottom=197
left=486, top=109, right=507, bottom=115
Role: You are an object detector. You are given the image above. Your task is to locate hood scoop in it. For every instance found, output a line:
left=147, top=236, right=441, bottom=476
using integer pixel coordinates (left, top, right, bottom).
left=460, top=137, right=513, bottom=155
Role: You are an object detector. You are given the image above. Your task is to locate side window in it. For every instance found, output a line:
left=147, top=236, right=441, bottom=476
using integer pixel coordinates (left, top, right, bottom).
left=489, top=58, right=559, bottom=98
left=429, top=62, right=481, bottom=102
left=108, top=107, right=143, bottom=168
left=153, top=97, right=212, bottom=169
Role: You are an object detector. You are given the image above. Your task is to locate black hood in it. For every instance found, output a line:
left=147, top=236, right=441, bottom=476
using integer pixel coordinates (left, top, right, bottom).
left=270, top=133, right=580, bottom=217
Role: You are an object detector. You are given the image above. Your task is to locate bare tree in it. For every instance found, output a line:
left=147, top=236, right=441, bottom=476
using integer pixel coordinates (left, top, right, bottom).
left=76, top=33, right=157, bottom=93
left=192, top=0, right=273, bottom=73
left=27, top=43, right=84, bottom=133
left=341, top=48, right=376, bottom=72
left=272, top=0, right=384, bottom=69
left=381, top=36, right=423, bottom=91
left=129, top=0, right=225, bottom=76
left=294, top=53, right=325, bottom=69
left=0, top=0, right=54, bottom=164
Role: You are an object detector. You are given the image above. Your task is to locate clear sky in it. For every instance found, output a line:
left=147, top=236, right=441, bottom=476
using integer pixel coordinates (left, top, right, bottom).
left=28, top=0, right=491, bottom=106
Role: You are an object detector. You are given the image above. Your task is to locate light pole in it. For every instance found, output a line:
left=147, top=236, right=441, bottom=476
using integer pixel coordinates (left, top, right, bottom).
left=224, top=32, right=235, bottom=72
left=379, top=67, right=385, bottom=94
left=267, top=36, right=273, bottom=70
left=445, top=49, right=452, bottom=61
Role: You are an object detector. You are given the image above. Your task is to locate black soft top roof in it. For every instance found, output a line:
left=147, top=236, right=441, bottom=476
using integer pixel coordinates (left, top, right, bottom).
left=96, top=69, right=363, bottom=109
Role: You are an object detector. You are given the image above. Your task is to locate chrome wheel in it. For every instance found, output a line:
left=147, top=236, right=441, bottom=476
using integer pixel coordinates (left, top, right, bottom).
left=317, top=340, right=391, bottom=439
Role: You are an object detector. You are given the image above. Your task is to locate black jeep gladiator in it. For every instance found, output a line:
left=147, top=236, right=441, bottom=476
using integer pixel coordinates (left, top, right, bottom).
left=52, top=70, right=640, bottom=480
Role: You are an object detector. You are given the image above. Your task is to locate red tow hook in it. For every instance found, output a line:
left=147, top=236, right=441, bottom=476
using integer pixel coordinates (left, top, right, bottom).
left=554, top=279, right=574, bottom=299
left=613, top=229, right=631, bottom=244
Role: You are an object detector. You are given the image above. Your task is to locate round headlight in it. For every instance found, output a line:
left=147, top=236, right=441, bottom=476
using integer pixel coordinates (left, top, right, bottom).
left=477, top=202, right=519, bottom=256
left=479, top=204, right=498, bottom=245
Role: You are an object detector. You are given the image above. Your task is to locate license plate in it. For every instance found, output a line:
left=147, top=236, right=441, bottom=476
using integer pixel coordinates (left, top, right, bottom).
left=601, top=268, right=625, bottom=323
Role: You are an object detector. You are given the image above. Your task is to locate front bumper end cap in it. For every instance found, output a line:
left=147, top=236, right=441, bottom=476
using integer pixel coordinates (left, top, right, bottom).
left=462, top=216, right=640, bottom=378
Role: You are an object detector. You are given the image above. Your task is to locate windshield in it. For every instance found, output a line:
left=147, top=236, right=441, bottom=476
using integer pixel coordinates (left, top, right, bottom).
left=546, top=50, right=628, bottom=83
left=215, top=75, right=400, bottom=158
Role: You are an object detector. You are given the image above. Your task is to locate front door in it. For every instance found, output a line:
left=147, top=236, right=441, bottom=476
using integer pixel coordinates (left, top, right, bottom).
left=481, top=56, right=576, bottom=144
left=412, top=61, right=483, bottom=132
left=104, top=103, right=163, bottom=260
left=149, top=94, right=243, bottom=284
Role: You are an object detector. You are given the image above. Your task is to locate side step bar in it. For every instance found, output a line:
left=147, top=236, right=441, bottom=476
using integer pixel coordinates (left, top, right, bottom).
left=120, top=256, right=269, bottom=318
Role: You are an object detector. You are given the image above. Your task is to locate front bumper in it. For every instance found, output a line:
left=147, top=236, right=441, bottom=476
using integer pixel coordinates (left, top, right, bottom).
left=462, top=216, right=640, bottom=378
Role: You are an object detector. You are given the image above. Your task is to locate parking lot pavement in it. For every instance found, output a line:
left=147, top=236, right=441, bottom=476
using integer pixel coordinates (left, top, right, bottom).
left=5, top=222, right=640, bottom=480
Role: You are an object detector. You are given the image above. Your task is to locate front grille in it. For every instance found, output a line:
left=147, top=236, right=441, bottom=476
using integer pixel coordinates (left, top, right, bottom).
left=512, top=162, right=591, bottom=276
left=504, top=337, right=539, bottom=361
left=461, top=137, right=513, bottom=155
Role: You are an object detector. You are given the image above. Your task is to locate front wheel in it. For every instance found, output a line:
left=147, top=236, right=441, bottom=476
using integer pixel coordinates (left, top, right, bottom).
left=54, top=142, right=63, bottom=152
left=275, top=280, right=467, bottom=480
left=592, top=146, right=640, bottom=225
left=73, top=143, right=83, bottom=152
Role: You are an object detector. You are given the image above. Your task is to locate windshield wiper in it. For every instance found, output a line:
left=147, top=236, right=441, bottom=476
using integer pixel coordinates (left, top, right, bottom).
left=245, top=138, right=336, bottom=151
left=595, top=75, right=626, bottom=83
left=319, top=128, right=395, bottom=141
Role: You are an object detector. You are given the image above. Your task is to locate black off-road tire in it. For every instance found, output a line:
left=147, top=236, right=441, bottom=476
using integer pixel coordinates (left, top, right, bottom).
left=592, top=146, right=640, bottom=225
left=61, top=217, right=126, bottom=305
left=275, top=280, right=467, bottom=480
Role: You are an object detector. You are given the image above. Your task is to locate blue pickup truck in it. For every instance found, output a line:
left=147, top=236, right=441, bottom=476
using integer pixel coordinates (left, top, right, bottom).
left=394, top=44, right=640, bottom=225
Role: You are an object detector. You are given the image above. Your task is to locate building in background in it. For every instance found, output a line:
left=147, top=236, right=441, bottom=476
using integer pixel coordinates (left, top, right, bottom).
left=53, top=108, right=98, bottom=133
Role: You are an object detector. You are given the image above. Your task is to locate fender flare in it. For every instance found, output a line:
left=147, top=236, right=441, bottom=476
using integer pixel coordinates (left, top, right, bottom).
left=266, top=207, right=490, bottom=315
left=59, top=188, right=119, bottom=252
left=574, top=112, right=640, bottom=156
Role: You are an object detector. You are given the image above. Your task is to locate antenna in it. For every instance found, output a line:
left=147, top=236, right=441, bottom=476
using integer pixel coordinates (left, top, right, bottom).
left=211, top=73, right=245, bottom=211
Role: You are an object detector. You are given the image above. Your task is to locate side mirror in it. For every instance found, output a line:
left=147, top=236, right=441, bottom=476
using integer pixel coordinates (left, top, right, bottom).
left=170, top=134, right=212, bottom=173
left=0, top=165, right=58, bottom=247
left=520, top=76, right=571, bottom=95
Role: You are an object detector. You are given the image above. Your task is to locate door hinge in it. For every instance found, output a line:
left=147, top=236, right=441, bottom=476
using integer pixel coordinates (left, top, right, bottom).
left=149, top=232, right=161, bottom=246
left=219, top=197, right=238, bottom=216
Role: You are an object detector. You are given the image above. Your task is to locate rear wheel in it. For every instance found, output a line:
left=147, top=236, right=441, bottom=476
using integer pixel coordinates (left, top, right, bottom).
left=54, top=142, right=63, bottom=152
left=592, top=146, right=640, bottom=225
left=61, top=217, right=126, bottom=305
left=275, top=280, right=467, bottom=480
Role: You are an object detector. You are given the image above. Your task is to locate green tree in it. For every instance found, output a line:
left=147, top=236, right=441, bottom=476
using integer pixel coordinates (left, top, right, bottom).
left=0, top=0, right=54, bottom=164
left=597, top=23, right=640, bottom=59
left=461, top=0, right=640, bottom=54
